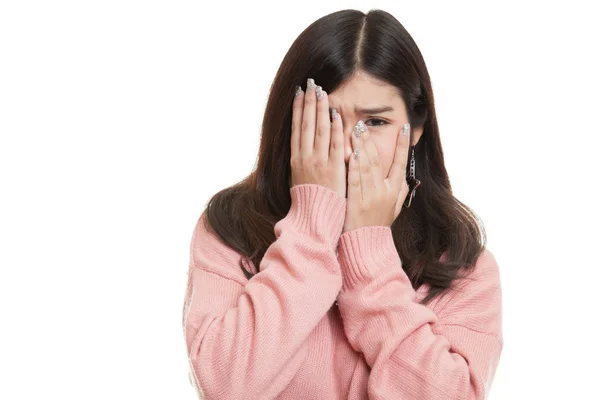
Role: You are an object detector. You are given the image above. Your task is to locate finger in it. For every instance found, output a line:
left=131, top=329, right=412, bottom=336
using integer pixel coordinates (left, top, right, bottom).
left=329, top=107, right=345, bottom=164
left=300, top=78, right=317, bottom=156
left=314, top=87, right=331, bottom=160
left=351, top=120, right=374, bottom=198
left=347, top=139, right=361, bottom=202
left=361, top=123, right=384, bottom=187
left=290, top=85, right=304, bottom=160
left=387, top=123, right=412, bottom=193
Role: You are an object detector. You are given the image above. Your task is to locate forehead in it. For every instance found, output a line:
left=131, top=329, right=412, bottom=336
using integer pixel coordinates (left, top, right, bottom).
left=328, top=70, right=404, bottom=109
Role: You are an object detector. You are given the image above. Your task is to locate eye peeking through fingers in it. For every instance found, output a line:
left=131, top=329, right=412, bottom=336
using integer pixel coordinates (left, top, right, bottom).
left=326, top=110, right=389, bottom=127
left=365, top=118, right=389, bottom=127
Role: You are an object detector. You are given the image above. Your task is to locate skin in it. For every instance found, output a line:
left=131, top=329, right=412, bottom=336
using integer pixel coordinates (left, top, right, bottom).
left=328, top=70, right=423, bottom=177
left=290, top=70, right=424, bottom=233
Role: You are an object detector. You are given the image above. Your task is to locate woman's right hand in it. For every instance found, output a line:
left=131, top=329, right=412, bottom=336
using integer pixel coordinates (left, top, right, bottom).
left=290, top=78, right=346, bottom=200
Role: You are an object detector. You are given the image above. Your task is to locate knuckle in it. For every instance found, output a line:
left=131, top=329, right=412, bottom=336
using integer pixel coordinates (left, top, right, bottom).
left=312, top=157, right=325, bottom=169
left=301, top=120, right=312, bottom=133
left=300, top=155, right=310, bottom=167
left=317, top=125, right=328, bottom=138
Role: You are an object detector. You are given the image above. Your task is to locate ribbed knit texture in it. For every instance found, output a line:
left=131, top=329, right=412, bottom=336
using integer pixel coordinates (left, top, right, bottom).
left=182, top=183, right=503, bottom=399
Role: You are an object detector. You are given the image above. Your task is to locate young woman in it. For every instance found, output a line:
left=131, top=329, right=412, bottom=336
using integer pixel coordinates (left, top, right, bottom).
left=182, top=9, right=503, bottom=400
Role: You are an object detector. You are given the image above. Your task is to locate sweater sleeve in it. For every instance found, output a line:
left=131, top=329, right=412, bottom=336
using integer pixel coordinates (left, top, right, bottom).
left=182, top=184, right=346, bottom=400
left=336, top=226, right=503, bottom=400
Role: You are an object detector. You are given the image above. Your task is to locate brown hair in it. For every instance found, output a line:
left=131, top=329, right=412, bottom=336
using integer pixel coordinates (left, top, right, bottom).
left=202, top=9, right=486, bottom=305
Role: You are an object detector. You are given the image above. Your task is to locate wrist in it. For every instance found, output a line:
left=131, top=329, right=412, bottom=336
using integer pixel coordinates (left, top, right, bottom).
left=337, top=225, right=400, bottom=291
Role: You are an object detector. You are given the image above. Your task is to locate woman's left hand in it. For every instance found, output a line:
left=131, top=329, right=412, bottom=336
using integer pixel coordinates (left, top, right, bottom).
left=342, top=120, right=412, bottom=233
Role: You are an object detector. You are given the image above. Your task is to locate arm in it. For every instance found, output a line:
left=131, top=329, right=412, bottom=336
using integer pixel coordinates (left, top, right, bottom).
left=336, top=226, right=503, bottom=400
left=182, top=184, right=346, bottom=400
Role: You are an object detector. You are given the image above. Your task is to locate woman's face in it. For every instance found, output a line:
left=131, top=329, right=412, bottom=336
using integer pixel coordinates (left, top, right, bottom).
left=328, top=70, right=423, bottom=177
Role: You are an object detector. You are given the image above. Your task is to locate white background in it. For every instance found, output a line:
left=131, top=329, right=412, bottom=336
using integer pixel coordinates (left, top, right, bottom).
left=1, top=1, right=598, bottom=399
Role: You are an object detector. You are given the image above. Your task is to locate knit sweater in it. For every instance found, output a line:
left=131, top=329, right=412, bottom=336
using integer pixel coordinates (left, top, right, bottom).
left=182, top=183, right=503, bottom=399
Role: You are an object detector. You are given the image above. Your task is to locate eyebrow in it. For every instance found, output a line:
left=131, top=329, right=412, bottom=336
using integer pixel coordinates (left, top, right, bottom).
left=354, top=105, right=394, bottom=114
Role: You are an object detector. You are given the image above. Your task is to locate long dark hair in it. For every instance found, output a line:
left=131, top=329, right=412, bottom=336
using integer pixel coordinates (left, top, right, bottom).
left=202, top=9, right=486, bottom=305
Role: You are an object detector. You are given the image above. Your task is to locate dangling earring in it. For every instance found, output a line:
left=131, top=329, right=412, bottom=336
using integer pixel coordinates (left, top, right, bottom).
left=404, top=144, right=421, bottom=208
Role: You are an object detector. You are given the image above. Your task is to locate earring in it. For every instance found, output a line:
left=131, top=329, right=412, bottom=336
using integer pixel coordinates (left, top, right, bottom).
left=404, top=146, right=421, bottom=208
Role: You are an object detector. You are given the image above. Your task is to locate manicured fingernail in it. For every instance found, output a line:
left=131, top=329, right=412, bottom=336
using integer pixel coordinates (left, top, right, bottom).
left=307, top=78, right=316, bottom=92
left=402, top=123, right=410, bottom=136
left=354, top=120, right=367, bottom=138
left=316, top=86, right=323, bottom=100
left=331, top=108, right=338, bottom=120
left=353, top=147, right=359, bottom=159
left=295, top=85, right=302, bottom=96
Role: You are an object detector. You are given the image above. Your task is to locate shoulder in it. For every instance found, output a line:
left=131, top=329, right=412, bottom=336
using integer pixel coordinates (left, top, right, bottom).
left=419, top=247, right=501, bottom=307
left=188, top=211, right=253, bottom=285
left=459, top=247, right=502, bottom=290
left=434, top=247, right=503, bottom=338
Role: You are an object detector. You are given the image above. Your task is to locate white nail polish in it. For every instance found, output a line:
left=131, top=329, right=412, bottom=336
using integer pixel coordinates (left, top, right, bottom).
left=307, top=78, right=316, bottom=92
left=353, top=147, right=359, bottom=159
left=316, top=86, right=323, bottom=100
left=402, top=123, right=410, bottom=136
left=354, top=120, right=367, bottom=138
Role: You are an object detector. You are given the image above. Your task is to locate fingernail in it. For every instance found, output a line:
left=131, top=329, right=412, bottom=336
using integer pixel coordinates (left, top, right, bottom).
left=354, top=120, right=367, bottom=138
left=307, top=78, right=316, bottom=92
left=402, top=123, right=410, bottom=136
left=295, top=85, right=303, bottom=96
left=353, top=147, right=359, bottom=159
left=316, top=86, right=323, bottom=100
left=331, top=108, right=338, bottom=120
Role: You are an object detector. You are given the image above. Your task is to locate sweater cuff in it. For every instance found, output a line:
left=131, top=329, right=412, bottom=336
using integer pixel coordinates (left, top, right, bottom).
left=337, top=226, right=401, bottom=291
left=282, top=184, right=347, bottom=249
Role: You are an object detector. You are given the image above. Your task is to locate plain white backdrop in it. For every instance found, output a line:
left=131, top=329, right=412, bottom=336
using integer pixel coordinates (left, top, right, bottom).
left=1, top=1, right=598, bottom=399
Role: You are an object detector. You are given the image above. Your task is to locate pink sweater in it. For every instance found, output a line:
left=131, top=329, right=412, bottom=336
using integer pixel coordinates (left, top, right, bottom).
left=182, top=184, right=503, bottom=399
